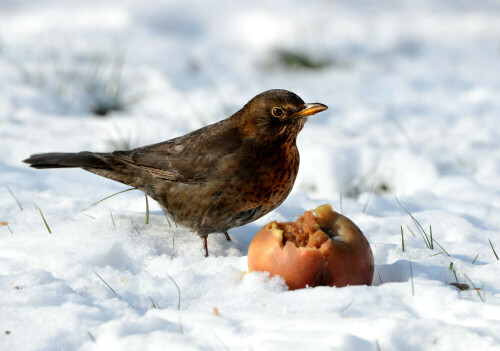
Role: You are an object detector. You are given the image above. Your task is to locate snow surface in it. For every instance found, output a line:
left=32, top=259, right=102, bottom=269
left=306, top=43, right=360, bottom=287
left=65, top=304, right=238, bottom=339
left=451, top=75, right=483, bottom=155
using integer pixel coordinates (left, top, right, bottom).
left=1, top=0, right=500, bottom=350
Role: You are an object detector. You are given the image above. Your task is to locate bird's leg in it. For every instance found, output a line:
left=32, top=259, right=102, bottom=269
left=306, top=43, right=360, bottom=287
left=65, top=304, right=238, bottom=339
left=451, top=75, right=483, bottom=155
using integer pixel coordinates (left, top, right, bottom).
left=201, top=235, right=209, bottom=257
left=223, top=231, right=231, bottom=241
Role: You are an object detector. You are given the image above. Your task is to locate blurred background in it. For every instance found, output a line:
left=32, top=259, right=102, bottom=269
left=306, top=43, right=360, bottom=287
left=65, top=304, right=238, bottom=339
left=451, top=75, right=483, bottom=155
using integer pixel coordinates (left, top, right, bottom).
left=1, top=0, right=500, bottom=206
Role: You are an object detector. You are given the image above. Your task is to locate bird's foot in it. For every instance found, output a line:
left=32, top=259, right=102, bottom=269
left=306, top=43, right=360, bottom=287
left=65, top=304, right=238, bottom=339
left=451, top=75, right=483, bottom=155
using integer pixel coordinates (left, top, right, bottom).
left=223, top=231, right=231, bottom=242
left=201, top=235, right=209, bottom=257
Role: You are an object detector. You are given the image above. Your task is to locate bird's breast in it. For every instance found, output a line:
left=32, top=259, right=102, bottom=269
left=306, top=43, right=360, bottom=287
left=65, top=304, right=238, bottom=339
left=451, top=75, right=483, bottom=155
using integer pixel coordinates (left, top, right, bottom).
left=238, top=141, right=300, bottom=208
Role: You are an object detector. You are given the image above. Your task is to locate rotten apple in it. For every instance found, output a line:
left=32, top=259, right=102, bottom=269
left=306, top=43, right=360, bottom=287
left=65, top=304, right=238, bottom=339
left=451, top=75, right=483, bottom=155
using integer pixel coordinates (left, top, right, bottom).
left=248, top=204, right=374, bottom=290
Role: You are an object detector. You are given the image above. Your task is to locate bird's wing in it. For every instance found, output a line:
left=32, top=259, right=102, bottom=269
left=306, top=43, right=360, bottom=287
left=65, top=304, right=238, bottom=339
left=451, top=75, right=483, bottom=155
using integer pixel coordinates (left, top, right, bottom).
left=113, top=122, right=242, bottom=184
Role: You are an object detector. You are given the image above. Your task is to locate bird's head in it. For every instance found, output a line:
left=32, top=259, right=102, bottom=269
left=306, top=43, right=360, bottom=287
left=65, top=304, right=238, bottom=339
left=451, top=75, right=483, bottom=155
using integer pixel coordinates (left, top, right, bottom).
left=238, top=89, right=328, bottom=143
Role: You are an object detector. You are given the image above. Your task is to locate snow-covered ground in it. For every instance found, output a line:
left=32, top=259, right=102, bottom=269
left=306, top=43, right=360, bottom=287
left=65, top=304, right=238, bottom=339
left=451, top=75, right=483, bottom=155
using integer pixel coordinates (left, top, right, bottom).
left=1, top=0, right=500, bottom=350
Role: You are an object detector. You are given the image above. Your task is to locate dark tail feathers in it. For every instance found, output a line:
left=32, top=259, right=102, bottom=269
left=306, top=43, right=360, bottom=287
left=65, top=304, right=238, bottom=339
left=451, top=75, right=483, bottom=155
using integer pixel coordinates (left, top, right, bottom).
left=23, top=152, right=111, bottom=170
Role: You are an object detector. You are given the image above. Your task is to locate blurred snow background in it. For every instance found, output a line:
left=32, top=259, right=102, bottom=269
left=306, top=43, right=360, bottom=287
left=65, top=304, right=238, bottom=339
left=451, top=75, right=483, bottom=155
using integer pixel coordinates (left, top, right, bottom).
left=1, top=0, right=500, bottom=350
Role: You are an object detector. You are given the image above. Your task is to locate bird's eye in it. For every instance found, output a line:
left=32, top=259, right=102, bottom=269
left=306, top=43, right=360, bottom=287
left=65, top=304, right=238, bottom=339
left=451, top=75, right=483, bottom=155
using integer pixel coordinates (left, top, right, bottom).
left=271, top=107, right=284, bottom=118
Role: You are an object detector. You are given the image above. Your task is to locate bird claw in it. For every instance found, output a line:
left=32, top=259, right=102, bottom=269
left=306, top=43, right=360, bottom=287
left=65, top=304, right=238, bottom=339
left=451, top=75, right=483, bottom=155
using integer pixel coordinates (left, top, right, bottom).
left=201, top=236, right=209, bottom=257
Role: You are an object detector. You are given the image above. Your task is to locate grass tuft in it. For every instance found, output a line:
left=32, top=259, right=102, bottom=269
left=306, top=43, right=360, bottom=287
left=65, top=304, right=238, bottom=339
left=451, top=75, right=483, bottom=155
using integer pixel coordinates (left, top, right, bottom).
left=488, top=238, right=499, bottom=260
left=11, top=42, right=137, bottom=116
left=395, top=196, right=449, bottom=256
left=5, top=186, right=23, bottom=211
left=272, top=49, right=333, bottom=70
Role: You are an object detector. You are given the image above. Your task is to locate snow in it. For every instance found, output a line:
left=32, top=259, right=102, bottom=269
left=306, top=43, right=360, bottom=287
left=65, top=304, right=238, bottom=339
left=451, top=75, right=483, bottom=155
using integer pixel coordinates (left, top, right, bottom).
left=1, top=0, right=500, bottom=350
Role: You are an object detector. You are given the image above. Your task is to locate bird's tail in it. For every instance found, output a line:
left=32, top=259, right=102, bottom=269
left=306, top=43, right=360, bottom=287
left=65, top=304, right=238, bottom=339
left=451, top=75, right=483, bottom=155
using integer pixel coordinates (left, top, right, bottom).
left=23, top=152, right=111, bottom=170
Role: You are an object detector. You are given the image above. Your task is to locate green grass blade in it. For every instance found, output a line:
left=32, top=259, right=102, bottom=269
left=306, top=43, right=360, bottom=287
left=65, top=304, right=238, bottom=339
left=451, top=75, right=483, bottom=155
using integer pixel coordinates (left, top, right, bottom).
left=1, top=222, right=14, bottom=234
left=405, top=224, right=417, bottom=237
left=464, top=274, right=485, bottom=302
left=165, top=214, right=172, bottom=228
left=81, top=188, right=136, bottom=212
left=449, top=262, right=458, bottom=283
left=87, top=331, right=96, bottom=342
left=488, top=238, right=499, bottom=260
left=395, top=196, right=431, bottom=248
left=5, top=186, right=23, bottom=211
left=130, top=217, right=140, bottom=235
left=167, top=274, right=183, bottom=334
left=472, top=253, right=479, bottom=264
left=35, top=205, right=52, bottom=234
left=145, top=195, right=149, bottom=225
left=429, top=225, right=434, bottom=249
left=430, top=251, right=446, bottom=257
left=110, top=210, right=116, bottom=228
left=149, top=296, right=161, bottom=309
left=401, top=225, right=405, bottom=252
left=430, top=238, right=450, bottom=257
left=94, top=271, right=120, bottom=298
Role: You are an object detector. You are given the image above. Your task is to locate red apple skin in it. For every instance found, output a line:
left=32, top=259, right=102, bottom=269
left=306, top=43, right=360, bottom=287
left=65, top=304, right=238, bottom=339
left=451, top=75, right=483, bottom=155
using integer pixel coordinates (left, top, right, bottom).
left=248, top=204, right=374, bottom=290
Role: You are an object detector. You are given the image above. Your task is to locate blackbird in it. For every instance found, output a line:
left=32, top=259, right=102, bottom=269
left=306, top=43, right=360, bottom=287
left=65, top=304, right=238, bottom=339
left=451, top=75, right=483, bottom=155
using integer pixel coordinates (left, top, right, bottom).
left=24, top=89, right=327, bottom=256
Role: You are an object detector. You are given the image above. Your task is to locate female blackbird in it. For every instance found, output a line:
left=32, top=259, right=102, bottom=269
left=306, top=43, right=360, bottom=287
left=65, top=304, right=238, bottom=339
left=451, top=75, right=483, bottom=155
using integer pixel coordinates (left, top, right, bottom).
left=24, top=89, right=327, bottom=256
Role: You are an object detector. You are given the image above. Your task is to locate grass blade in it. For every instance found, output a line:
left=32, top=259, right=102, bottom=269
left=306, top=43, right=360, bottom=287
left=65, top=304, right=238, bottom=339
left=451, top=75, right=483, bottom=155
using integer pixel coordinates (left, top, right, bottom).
left=94, top=271, right=120, bottom=298
left=488, top=238, right=499, bottom=260
left=87, top=331, right=96, bottom=342
left=449, top=262, right=458, bottom=283
left=405, top=224, right=417, bottom=237
left=130, top=217, right=140, bottom=235
left=472, top=253, right=479, bottom=264
left=149, top=296, right=161, bottom=309
left=1, top=222, right=13, bottom=234
left=5, top=186, right=23, bottom=211
left=110, top=210, right=116, bottom=228
left=81, top=188, right=136, bottom=212
left=432, top=239, right=450, bottom=257
left=429, top=225, right=434, bottom=249
left=167, top=274, right=183, bottom=334
left=145, top=194, right=149, bottom=225
left=339, top=297, right=355, bottom=312
left=401, top=225, right=405, bottom=252
left=35, top=204, right=52, bottom=234
left=165, top=214, right=172, bottom=228
left=463, top=274, right=485, bottom=302
left=430, top=251, right=446, bottom=257
left=395, top=196, right=431, bottom=248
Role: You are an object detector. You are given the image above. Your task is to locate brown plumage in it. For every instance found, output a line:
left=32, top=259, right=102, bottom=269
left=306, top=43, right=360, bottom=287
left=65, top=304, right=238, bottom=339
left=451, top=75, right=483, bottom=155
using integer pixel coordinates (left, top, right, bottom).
left=23, top=89, right=327, bottom=256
